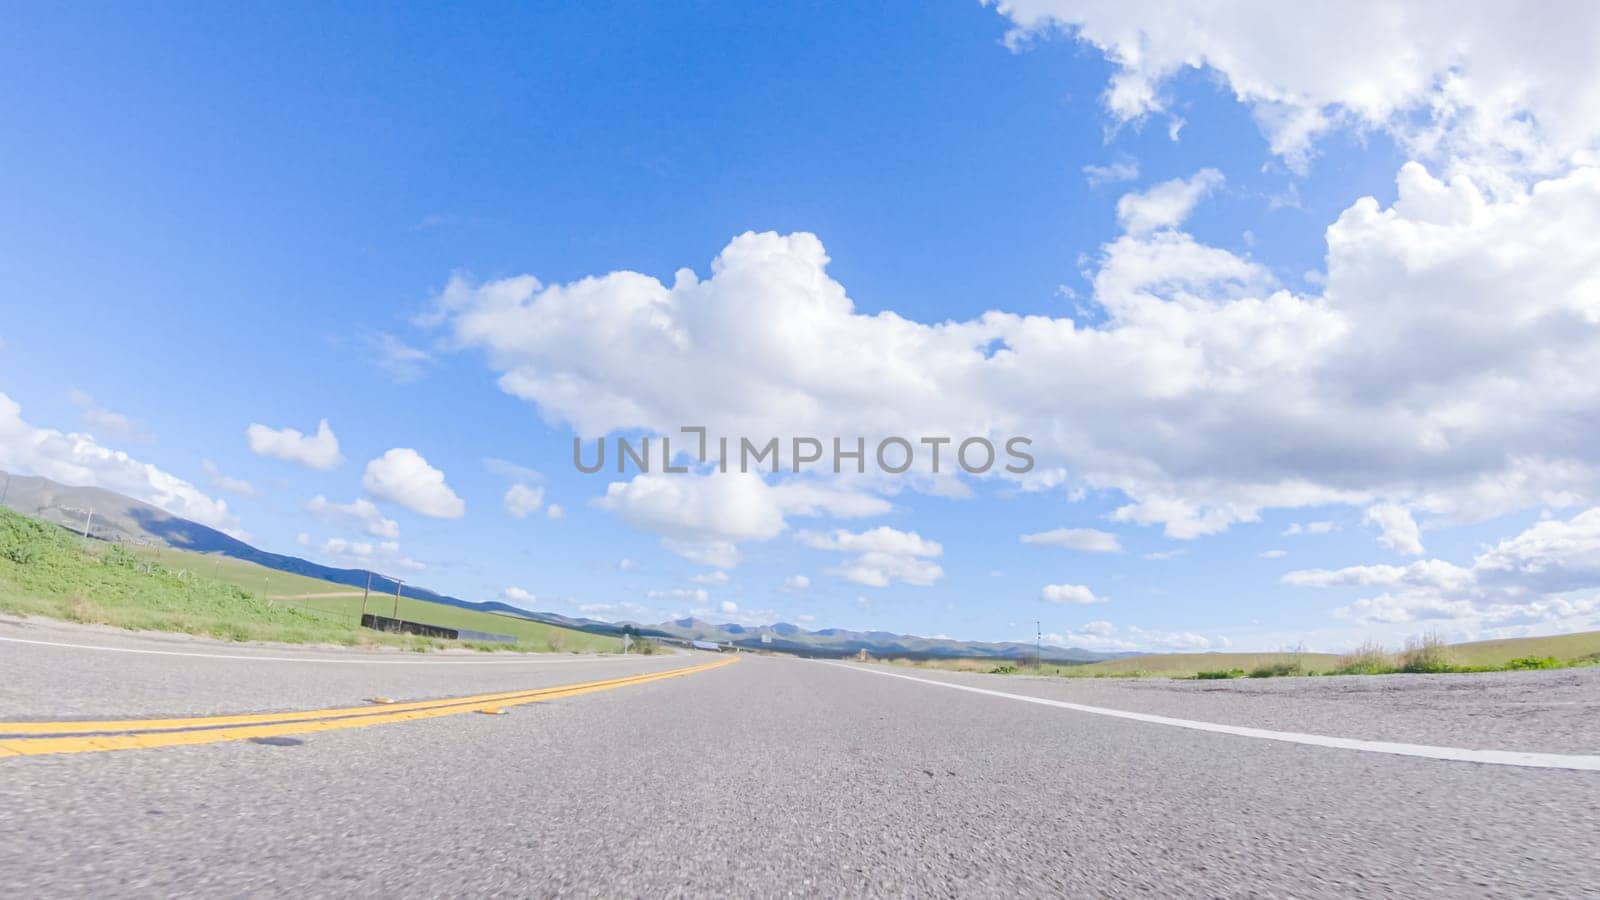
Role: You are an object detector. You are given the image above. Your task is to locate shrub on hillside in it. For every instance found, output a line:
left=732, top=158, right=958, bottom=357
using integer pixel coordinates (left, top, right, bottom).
left=1248, top=660, right=1302, bottom=678
left=1332, top=642, right=1394, bottom=675
left=1505, top=655, right=1561, bottom=670
left=1398, top=632, right=1457, bottom=673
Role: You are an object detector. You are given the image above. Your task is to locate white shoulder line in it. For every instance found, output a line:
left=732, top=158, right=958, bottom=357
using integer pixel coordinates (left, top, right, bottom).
left=0, top=635, right=668, bottom=666
left=822, top=661, right=1600, bottom=772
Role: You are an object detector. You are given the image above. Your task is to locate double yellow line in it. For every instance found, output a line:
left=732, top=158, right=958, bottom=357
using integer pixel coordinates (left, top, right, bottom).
left=0, top=655, right=737, bottom=758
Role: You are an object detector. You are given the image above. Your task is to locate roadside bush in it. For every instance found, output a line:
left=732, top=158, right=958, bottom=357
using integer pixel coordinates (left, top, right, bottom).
left=1247, top=660, right=1302, bottom=678
left=1332, top=642, right=1394, bottom=675
left=1504, top=655, right=1561, bottom=670
left=989, top=664, right=1018, bottom=675
left=1398, top=632, right=1457, bottom=673
left=1196, top=668, right=1245, bottom=679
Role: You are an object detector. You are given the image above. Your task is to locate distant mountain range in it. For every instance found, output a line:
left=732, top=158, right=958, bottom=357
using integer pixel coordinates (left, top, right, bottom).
left=0, top=470, right=1123, bottom=663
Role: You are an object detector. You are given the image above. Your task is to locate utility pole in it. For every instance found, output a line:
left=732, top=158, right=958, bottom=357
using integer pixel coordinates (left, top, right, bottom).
left=360, top=571, right=373, bottom=620
left=81, top=506, right=94, bottom=539
left=392, top=578, right=404, bottom=620
left=1036, top=619, right=1042, bottom=668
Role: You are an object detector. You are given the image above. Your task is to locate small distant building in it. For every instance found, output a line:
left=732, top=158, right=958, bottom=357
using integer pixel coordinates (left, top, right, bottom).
left=856, top=648, right=871, bottom=662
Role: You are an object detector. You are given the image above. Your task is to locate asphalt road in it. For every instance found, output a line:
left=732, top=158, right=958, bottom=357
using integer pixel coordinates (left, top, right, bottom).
left=2, top=621, right=1598, bottom=897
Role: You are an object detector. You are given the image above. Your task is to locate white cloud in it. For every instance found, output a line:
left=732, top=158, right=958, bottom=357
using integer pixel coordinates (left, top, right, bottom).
left=306, top=494, right=400, bottom=539
left=200, top=459, right=256, bottom=497
left=617, top=557, right=638, bottom=572
left=501, top=586, right=534, bottom=605
left=1364, top=502, right=1424, bottom=555
left=594, top=472, right=889, bottom=567
left=1286, top=506, right=1600, bottom=633
left=363, top=448, right=464, bottom=519
left=366, top=333, right=432, bottom=383
left=990, top=1, right=1600, bottom=171
left=1259, top=549, right=1287, bottom=559
left=68, top=389, right=152, bottom=443
left=1019, top=527, right=1123, bottom=553
left=719, top=600, right=738, bottom=614
left=431, top=156, right=1600, bottom=546
left=799, top=526, right=944, bottom=587
left=692, top=570, right=730, bottom=585
left=647, top=587, right=709, bottom=605
left=503, top=483, right=545, bottom=518
left=246, top=419, right=343, bottom=471
left=422, top=12, right=1600, bottom=566
left=780, top=574, right=811, bottom=592
left=546, top=503, right=565, bottom=520
left=1039, top=583, right=1107, bottom=604
left=1083, top=157, right=1139, bottom=186
left=1283, top=520, right=1336, bottom=536
left=307, top=534, right=424, bottom=573
left=1045, top=620, right=1228, bottom=652
left=1115, top=169, right=1223, bottom=234
left=0, top=392, right=237, bottom=532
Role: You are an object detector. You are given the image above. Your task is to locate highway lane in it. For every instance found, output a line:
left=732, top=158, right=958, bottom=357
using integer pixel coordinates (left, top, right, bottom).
left=3, top=644, right=1598, bottom=896
left=0, top=619, right=691, bottom=719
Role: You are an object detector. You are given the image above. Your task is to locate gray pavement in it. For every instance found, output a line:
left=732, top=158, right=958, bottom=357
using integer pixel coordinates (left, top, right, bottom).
left=2, top=624, right=1598, bottom=897
left=864, top=662, right=1600, bottom=754
left=0, top=617, right=691, bottom=719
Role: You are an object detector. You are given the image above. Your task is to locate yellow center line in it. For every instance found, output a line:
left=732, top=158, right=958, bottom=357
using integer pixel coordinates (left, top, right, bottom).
left=0, top=656, right=737, bottom=758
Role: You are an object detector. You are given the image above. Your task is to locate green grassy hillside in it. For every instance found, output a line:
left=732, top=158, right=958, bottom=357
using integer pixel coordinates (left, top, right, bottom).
left=0, top=506, right=618, bottom=653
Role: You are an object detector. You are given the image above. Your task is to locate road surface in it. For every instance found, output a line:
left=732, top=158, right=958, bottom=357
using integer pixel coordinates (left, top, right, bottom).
left=2, top=620, right=1597, bottom=897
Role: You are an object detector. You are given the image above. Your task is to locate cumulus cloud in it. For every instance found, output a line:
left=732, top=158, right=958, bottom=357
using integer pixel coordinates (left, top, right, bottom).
left=363, top=448, right=465, bottom=519
left=1020, top=527, right=1122, bottom=553
left=799, top=526, right=944, bottom=587
left=503, top=483, right=545, bottom=518
left=1364, top=502, right=1423, bottom=555
left=1283, top=521, right=1336, bottom=536
left=306, top=494, right=400, bottom=539
left=430, top=157, right=1600, bottom=546
left=298, top=532, right=424, bottom=573
left=1285, top=506, right=1600, bottom=632
left=246, top=419, right=343, bottom=471
left=1259, top=549, right=1287, bottom=559
left=1115, top=169, right=1223, bottom=234
left=1039, top=583, right=1107, bottom=604
left=780, top=574, right=811, bottom=592
left=501, top=586, right=534, bottom=604
left=420, top=11, right=1600, bottom=572
left=990, top=1, right=1600, bottom=170
left=546, top=503, right=565, bottom=520
left=0, top=392, right=237, bottom=532
left=594, top=472, right=889, bottom=567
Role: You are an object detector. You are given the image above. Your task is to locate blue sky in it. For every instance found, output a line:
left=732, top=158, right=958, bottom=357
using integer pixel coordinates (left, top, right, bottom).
left=5, top=3, right=1600, bottom=652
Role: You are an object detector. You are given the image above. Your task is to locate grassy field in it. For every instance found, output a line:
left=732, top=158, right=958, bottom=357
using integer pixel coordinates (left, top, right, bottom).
left=885, top=631, right=1600, bottom=680
left=1061, top=651, right=1340, bottom=678
left=0, top=506, right=619, bottom=653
